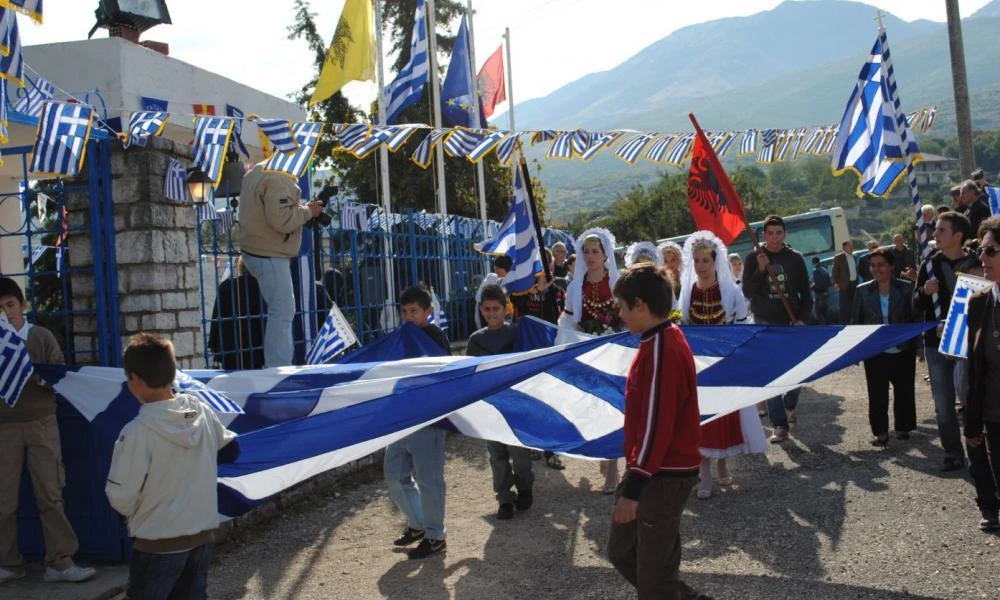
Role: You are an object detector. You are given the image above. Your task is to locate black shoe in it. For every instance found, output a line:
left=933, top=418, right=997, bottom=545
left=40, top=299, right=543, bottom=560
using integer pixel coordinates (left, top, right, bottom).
left=870, top=434, right=889, bottom=448
left=497, top=502, right=515, bottom=520
left=980, top=513, right=1000, bottom=532
left=941, top=457, right=964, bottom=472
left=895, top=431, right=910, bottom=440
left=530, top=450, right=543, bottom=461
left=393, top=527, right=425, bottom=546
left=408, top=538, right=446, bottom=559
left=515, top=489, right=533, bottom=511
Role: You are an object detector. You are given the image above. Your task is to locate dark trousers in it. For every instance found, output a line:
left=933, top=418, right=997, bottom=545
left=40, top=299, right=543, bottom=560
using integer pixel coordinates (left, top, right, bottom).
left=813, top=292, right=830, bottom=324
left=608, top=474, right=702, bottom=600
left=838, top=282, right=856, bottom=324
left=127, top=544, right=212, bottom=600
left=968, top=422, right=1000, bottom=516
left=862, top=350, right=917, bottom=436
left=486, top=441, right=534, bottom=504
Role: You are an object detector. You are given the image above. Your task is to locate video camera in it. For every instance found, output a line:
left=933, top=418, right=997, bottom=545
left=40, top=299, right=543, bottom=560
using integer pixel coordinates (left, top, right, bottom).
left=305, top=183, right=339, bottom=229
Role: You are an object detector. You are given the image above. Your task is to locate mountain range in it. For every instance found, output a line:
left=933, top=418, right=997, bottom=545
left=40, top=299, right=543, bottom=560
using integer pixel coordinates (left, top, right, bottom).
left=506, top=0, right=1000, bottom=221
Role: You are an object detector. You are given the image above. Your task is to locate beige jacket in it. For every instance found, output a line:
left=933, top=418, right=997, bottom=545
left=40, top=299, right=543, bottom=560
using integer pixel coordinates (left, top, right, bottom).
left=237, top=164, right=311, bottom=258
left=0, top=323, right=64, bottom=424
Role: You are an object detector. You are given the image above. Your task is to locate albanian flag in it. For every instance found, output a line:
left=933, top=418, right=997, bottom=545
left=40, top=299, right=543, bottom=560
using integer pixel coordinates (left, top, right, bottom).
left=687, top=113, right=747, bottom=245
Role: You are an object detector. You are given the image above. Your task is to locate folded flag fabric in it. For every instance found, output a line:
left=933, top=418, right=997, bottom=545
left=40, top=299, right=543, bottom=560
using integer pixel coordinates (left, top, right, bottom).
left=248, top=115, right=299, bottom=155
left=36, top=321, right=931, bottom=517
left=938, top=273, right=995, bottom=358
left=174, top=370, right=244, bottom=414
left=164, top=157, right=189, bottom=202
left=30, top=102, right=94, bottom=177
left=121, top=111, right=168, bottom=149
left=12, top=76, right=55, bottom=117
left=191, top=116, right=235, bottom=187
left=264, top=122, right=323, bottom=180
left=0, top=320, right=32, bottom=407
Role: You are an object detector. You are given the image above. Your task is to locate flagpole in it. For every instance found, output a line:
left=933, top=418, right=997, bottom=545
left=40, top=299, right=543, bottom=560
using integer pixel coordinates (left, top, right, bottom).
left=373, top=0, right=398, bottom=323
left=503, top=27, right=516, bottom=132
left=425, top=0, right=451, bottom=300
left=689, top=113, right=797, bottom=323
left=465, top=0, right=489, bottom=232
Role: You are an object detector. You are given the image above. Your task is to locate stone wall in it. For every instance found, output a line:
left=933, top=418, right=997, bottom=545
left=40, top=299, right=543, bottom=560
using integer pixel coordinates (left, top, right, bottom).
left=67, top=137, right=204, bottom=367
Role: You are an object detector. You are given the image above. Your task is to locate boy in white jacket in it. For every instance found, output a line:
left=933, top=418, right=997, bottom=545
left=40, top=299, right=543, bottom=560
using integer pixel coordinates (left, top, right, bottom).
left=106, top=333, right=239, bottom=600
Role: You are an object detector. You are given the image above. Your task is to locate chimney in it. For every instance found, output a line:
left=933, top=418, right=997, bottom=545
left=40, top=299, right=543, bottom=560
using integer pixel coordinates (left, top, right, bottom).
left=107, top=23, right=169, bottom=56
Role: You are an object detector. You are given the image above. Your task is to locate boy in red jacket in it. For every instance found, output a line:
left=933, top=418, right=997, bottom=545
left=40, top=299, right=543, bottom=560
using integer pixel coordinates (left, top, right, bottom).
left=608, top=264, right=708, bottom=600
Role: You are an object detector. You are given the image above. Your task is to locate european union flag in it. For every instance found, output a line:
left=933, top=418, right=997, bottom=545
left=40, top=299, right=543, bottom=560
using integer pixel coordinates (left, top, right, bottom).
left=440, top=16, right=484, bottom=128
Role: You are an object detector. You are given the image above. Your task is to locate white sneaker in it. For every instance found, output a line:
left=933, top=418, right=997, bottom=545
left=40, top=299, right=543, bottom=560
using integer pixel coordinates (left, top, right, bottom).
left=0, top=566, right=26, bottom=584
left=44, top=564, right=96, bottom=583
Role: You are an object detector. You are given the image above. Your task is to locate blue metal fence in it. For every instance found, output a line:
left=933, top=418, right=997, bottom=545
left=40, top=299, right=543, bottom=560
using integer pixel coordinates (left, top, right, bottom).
left=196, top=195, right=575, bottom=368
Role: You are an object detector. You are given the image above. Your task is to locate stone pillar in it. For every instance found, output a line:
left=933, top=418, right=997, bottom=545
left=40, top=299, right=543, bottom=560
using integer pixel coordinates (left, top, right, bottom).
left=67, top=137, right=205, bottom=367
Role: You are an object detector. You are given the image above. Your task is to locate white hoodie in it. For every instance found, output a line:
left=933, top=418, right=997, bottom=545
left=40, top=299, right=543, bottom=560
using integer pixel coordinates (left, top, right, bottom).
left=106, top=393, right=237, bottom=545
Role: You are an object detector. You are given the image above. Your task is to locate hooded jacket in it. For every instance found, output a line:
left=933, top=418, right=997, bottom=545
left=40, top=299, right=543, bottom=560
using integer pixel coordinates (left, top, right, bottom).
left=106, top=393, right=238, bottom=552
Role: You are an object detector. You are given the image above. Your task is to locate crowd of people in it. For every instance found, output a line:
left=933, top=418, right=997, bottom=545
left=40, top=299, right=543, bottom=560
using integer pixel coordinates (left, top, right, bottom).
left=2, top=162, right=999, bottom=599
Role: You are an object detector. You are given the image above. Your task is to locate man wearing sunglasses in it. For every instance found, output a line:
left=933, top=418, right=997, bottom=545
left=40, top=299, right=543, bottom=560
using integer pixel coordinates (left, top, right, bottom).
left=917, top=212, right=981, bottom=472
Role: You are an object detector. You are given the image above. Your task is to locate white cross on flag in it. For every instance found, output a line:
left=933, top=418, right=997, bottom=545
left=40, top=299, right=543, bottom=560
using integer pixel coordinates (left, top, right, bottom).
left=192, top=116, right=235, bottom=186
left=939, top=273, right=995, bottom=358
left=29, top=101, right=94, bottom=177
left=0, top=320, right=33, bottom=407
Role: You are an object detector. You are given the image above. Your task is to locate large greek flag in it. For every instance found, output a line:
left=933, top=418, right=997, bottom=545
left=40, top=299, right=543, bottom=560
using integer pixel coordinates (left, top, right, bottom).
left=473, top=157, right=542, bottom=294
left=29, top=102, right=94, bottom=177
left=36, top=319, right=931, bottom=517
left=938, top=274, right=995, bottom=358
left=384, top=0, right=428, bottom=124
left=0, top=321, right=32, bottom=407
left=830, top=35, right=919, bottom=197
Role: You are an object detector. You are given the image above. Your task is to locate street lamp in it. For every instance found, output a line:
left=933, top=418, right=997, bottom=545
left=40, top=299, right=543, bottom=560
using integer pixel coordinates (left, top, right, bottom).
left=89, top=0, right=172, bottom=39
left=186, top=167, right=212, bottom=205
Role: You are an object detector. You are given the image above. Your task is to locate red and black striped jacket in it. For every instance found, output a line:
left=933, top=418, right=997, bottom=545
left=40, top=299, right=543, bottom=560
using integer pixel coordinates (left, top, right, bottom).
left=621, top=321, right=702, bottom=501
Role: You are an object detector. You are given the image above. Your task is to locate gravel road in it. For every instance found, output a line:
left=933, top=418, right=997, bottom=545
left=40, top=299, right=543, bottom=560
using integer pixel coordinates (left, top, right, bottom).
left=207, top=364, right=1000, bottom=600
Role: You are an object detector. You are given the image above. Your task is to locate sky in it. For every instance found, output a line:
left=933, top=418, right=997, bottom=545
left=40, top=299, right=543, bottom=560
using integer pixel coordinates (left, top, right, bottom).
left=19, top=0, right=993, bottom=115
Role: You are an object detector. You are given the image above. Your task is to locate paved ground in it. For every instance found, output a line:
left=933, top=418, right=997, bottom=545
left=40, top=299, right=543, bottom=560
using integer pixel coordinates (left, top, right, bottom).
left=10, top=362, right=1000, bottom=599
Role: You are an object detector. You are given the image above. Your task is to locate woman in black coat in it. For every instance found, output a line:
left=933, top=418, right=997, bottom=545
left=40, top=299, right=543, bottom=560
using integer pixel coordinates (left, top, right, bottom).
left=850, top=247, right=919, bottom=447
left=964, top=216, right=1000, bottom=532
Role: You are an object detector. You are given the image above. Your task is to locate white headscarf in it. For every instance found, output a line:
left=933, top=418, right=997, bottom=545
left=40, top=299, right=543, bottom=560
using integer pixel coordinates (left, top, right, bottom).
left=656, top=241, right=682, bottom=264
left=560, top=227, right=618, bottom=326
left=624, top=241, right=664, bottom=268
left=679, top=230, right=748, bottom=325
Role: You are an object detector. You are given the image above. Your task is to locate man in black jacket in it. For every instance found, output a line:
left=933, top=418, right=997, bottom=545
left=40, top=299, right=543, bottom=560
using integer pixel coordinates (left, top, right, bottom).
left=742, top=215, right=811, bottom=443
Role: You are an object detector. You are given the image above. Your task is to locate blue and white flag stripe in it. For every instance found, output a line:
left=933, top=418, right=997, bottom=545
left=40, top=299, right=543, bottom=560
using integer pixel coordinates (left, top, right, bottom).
left=29, top=102, right=94, bottom=177
left=192, top=116, right=234, bottom=186
left=410, top=128, right=448, bottom=168
left=938, top=274, right=994, bottom=358
left=665, top=133, right=694, bottom=166
left=738, top=128, right=757, bottom=157
left=384, top=0, right=428, bottom=124
left=987, top=186, right=1000, bottom=216
left=644, top=134, right=677, bottom=163
left=0, top=321, right=32, bottom=407
left=467, top=130, right=509, bottom=162
left=248, top=115, right=299, bottom=154
left=264, top=122, right=323, bottom=179
left=306, top=304, right=359, bottom=365
left=164, top=158, right=189, bottom=203
left=12, top=76, right=55, bottom=117
left=122, top=111, right=168, bottom=149
left=174, top=370, right=244, bottom=414
left=614, top=133, right=655, bottom=164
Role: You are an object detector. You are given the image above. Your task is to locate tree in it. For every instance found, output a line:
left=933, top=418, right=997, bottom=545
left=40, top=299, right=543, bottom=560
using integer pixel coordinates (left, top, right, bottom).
left=288, top=0, right=519, bottom=223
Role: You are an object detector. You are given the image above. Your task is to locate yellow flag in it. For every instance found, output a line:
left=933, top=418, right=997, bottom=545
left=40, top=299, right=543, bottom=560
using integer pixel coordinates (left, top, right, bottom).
left=309, top=0, right=376, bottom=106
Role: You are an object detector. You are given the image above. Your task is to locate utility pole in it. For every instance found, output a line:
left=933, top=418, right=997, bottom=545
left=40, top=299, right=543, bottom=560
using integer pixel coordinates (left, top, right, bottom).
left=945, top=0, right=976, bottom=176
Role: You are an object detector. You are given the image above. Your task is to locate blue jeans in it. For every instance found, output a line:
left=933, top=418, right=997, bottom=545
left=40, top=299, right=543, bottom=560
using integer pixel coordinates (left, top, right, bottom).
left=384, top=427, right=447, bottom=540
left=766, top=388, right=801, bottom=429
left=240, top=253, right=295, bottom=368
left=924, top=342, right=965, bottom=461
left=128, top=544, right=212, bottom=600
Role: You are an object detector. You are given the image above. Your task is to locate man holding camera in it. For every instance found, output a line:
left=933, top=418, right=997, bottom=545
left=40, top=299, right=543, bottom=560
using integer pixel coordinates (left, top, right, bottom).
left=237, top=163, right=323, bottom=368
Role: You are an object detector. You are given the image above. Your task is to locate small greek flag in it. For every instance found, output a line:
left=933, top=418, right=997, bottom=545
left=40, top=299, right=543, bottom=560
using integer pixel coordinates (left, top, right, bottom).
left=738, top=129, right=757, bottom=157
left=331, top=123, right=371, bottom=154
left=467, top=130, right=508, bottom=162
left=30, top=245, right=46, bottom=266
left=306, top=304, right=359, bottom=365
left=665, top=133, right=694, bottom=166
left=0, top=321, right=32, bottom=407
left=248, top=115, right=299, bottom=155
left=225, top=104, right=250, bottom=158
left=820, top=125, right=840, bottom=154
left=986, top=186, right=999, bottom=216
left=384, top=124, right=421, bottom=152
left=350, top=126, right=394, bottom=158
left=495, top=133, right=519, bottom=165
left=29, top=102, right=94, bottom=177
left=938, top=274, right=995, bottom=358
left=2, top=0, right=42, bottom=23
left=644, top=134, right=677, bottom=163
left=579, top=131, right=621, bottom=161
left=758, top=128, right=778, bottom=163
left=774, top=130, right=792, bottom=161
left=428, top=289, right=449, bottom=331
left=546, top=131, right=574, bottom=159
left=800, top=127, right=825, bottom=155
left=122, top=111, right=168, bottom=149
left=12, top=76, right=55, bottom=117
left=444, top=128, right=486, bottom=159
left=529, top=130, right=557, bottom=145
left=614, top=133, right=655, bottom=164
left=195, top=201, right=217, bottom=221
left=264, top=122, right=323, bottom=179
left=164, top=158, right=188, bottom=202
left=0, top=80, right=8, bottom=145
left=0, top=8, right=23, bottom=86
left=384, top=0, right=428, bottom=123
left=411, top=128, right=448, bottom=169
left=715, top=131, right=738, bottom=157
left=173, top=369, right=244, bottom=414
left=192, top=116, right=235, bottom=187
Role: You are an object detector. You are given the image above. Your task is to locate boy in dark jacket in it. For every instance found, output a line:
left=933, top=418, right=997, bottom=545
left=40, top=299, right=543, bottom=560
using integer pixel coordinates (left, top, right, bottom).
left=607, top=265, right=707, bottom=599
